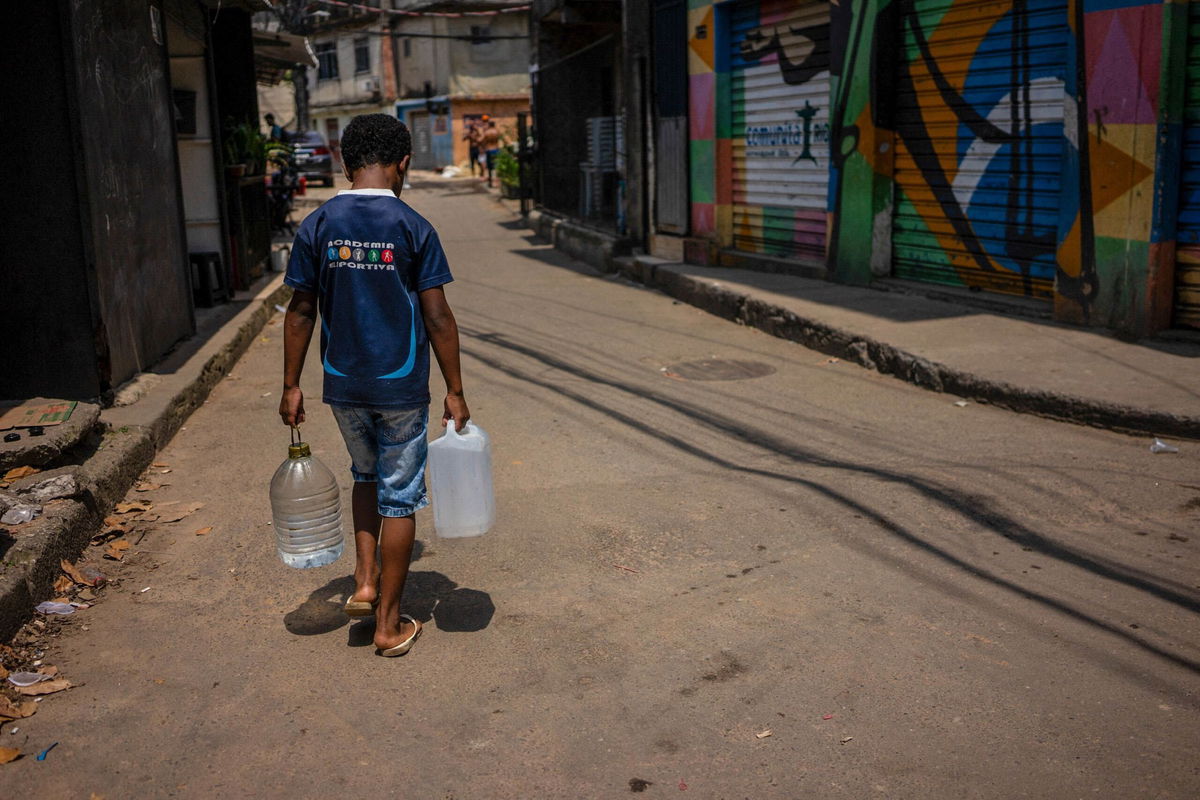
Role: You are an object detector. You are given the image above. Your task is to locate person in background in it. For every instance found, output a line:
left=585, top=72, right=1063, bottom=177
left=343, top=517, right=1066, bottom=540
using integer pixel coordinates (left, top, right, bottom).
left=481, top=119, right=501, bottom=188
left=463, top=119, right=482, bottom=177
left=265, top=113, right=286, bottom=142
left=279, top=113, right=470, bottom=658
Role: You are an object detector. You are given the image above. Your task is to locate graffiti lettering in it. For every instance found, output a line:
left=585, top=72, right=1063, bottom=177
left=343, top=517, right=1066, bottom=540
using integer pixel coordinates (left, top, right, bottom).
left=744, top=103, right=828, bottom=163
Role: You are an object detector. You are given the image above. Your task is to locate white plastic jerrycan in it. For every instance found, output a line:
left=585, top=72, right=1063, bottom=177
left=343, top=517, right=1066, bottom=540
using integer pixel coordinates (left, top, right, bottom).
left=427, top=419, right=495, bottom=538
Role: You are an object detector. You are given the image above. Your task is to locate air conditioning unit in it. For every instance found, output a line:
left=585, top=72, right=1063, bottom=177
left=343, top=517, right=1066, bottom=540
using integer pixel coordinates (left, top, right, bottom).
left=360, top=76, right=380, bottom=93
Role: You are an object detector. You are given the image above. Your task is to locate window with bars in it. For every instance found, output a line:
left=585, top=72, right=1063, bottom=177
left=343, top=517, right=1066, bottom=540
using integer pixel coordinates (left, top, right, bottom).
left=468, top=25, right=501, bottom=61
left=316, top=41, right=339, bottom=80
left=354, top=38, right=370, bottom=74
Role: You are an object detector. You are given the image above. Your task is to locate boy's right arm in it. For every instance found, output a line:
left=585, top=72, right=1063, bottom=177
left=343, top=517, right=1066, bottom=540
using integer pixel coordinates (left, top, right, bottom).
left=279, top=289, right=318, bottom=426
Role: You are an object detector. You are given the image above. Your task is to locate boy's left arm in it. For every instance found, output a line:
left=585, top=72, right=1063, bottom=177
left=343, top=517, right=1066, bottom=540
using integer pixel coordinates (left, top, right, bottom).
left=419, top=286, right=469, bottom=431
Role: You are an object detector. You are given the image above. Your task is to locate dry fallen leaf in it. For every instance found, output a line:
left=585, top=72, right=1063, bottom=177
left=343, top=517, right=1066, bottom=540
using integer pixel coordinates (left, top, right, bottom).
left=0, top=696, right=38, bottom=720
left=154, top=502, right=204, bottom=524
left=0, top=747, right=20, bottom=764
left=102, top=516, right=129, bottom=531
left=114, top=500, right=152, bottom=514
left=0, top=664, right=8, bottom=680
left=194, top=526, right=213, bottom=536
left=61, top=560, right=94, bottom=586
left=3, top=466, right=40, bottom=482
left=151, top=462, right=170, bottom=468
left=159, top=468, right=172, bottom=474
left=51, top=596, right=71, bottom=605
left=53, top=575, right=73, bottom=595
left=16, top=678, right=72, bottom=696
left=37, top=665, right=59, bottom=677
left=755, top=729, right=773, bottom=739
left=134, top=480, right=168, bottom=492
left=104, top=540, right=132, bottom=560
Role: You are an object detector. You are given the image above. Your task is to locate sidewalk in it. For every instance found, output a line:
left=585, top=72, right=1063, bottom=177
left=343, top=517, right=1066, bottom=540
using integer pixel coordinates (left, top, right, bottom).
left=614, top=255, right=1200, bottom=440
left=0, top=273, right=289, bottom=639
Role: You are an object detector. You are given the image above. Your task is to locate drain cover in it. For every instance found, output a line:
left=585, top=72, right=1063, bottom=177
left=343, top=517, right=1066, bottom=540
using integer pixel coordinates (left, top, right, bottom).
left=663, top=359, right=776, bottom=381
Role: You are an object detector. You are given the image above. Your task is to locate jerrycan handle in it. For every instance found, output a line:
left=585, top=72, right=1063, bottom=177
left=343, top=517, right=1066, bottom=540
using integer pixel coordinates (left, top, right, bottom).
left=443, top=419, right=460, bottom=438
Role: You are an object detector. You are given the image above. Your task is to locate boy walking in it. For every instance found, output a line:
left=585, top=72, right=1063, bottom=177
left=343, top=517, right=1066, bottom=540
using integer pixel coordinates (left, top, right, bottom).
left=279, top=113, right=468, bottom=657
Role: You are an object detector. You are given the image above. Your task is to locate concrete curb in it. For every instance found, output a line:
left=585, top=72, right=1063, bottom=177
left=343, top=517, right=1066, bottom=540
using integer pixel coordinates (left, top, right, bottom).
left=526, top=209, right=633, bottom=275
left=613, top=255, right=1200, bottom=441
left=0, top=275, right=290, bottom=640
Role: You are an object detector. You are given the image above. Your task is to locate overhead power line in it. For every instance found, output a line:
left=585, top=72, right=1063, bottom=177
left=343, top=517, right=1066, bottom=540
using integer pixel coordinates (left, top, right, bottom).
left=350, top=28, right=529, bottom=40
left=314, top=0, right=530, bottom=17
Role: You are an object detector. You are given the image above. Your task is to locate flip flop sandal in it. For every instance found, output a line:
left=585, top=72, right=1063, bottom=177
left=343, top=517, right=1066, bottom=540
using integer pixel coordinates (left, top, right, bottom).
left=343, top=596, right=379, bottom=617
left=377, top=615, right=422, bottom=657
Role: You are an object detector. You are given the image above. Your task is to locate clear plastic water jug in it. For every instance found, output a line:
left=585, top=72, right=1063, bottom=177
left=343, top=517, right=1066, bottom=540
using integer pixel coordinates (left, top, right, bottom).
left=269, top=431, right=345, bottom=568
left=428, top=420, right=494, bottom=538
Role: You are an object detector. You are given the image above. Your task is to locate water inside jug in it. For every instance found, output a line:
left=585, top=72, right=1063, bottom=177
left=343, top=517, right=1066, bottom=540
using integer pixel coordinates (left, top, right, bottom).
left=269, top=431, right=345, bottom=568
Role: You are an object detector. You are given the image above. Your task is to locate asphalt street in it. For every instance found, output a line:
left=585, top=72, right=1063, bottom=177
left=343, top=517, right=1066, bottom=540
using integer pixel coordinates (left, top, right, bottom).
left=7, top=180, right=1199, bottom=798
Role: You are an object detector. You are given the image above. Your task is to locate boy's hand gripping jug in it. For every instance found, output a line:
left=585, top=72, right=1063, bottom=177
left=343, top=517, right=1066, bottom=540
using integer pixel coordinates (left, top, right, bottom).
left=269, top=427, right=345, bottom=568
left=428, top=420, right=494, bottom=538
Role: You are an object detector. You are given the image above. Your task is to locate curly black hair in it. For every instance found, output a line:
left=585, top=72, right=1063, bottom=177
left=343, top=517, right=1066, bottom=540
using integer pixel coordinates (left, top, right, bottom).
left=339, top=114, right=412, bottom=173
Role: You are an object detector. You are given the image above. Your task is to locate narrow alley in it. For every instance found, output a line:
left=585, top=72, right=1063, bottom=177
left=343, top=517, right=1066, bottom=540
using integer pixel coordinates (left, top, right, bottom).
left=6, top=183, right=1199, bottom=798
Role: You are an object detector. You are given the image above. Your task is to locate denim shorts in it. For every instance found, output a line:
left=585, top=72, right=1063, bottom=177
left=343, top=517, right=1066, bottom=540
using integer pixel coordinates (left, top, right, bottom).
left=330, top=405, right=429, bottom=517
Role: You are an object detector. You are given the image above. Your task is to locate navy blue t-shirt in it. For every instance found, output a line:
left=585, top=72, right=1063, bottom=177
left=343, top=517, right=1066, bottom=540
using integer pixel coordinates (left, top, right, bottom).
left=284, top=189, right=453, bottom=408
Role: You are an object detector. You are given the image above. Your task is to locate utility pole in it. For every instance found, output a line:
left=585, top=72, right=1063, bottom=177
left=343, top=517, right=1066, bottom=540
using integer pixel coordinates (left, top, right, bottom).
left=271, top=0, right=315, bottom=131
left=293, top=65, right=310, bottom=130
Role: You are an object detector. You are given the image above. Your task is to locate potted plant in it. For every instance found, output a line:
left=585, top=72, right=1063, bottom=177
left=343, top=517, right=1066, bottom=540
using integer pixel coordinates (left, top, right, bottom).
left=494, top=146, right=521, bottom=198
left=224, top=122, right=290, bottom=176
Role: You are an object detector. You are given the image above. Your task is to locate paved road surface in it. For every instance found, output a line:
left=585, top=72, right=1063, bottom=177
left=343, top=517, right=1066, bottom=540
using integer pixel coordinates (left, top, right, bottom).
left=8, top=181, right=1200, bottom=798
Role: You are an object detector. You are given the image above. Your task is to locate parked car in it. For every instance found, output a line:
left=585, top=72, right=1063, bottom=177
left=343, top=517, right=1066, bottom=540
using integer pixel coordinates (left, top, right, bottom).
left=289, top=131, right=334, bottom=187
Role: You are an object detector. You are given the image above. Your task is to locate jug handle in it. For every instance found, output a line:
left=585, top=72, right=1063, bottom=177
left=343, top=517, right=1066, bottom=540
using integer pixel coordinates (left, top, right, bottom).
left=290, top=425, right=301, bottom=445
left=444, top=418, right=460, bottom=437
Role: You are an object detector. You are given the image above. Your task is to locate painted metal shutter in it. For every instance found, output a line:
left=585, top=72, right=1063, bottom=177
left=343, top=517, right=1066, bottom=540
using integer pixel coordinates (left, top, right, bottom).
left=1175, top=0, right=1200, bottom=329
left=729, top=0, right=831, bottom=261
left=891, top=0, right=1069, bottom=299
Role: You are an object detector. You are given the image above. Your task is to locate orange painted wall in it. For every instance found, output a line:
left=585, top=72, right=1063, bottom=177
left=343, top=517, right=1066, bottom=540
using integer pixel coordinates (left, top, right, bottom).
left=450, top=96, right=530, bottom=167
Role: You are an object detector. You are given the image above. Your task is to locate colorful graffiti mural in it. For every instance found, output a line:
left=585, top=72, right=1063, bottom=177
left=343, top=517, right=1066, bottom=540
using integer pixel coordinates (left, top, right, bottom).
left=887, top=0, right=1069, bottom=299
left=729, top=1, right=831, bottom=259
left=685, top=0, right=1185, bottom=334
left=687, top=0, right=831, bottom=262
left=822, top=0, right=1181, bottom=333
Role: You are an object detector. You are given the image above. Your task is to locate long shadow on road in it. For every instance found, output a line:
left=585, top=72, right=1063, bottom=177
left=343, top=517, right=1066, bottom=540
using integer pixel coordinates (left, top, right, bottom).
left=458, top=325, right=1200, bottom=686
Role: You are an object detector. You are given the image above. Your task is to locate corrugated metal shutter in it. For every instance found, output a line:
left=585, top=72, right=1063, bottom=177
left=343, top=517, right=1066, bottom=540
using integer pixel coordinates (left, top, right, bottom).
left=410, top=110, right=434, bottom=170
left=654, top=0, right=688, bottom=233
left=656, top=118, right=689, bottom=232
left=891, top=0, right=1068, bottom=299
left=1176, top=0, right=1200, bottom=329
left=729, top=0, right=831, bottom=261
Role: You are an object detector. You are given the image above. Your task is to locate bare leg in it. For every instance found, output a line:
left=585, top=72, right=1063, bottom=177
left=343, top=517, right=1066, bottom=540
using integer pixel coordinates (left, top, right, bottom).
left=374, top=514, right=418, bottom=650
left=350, top=482, right=381, bottom=604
